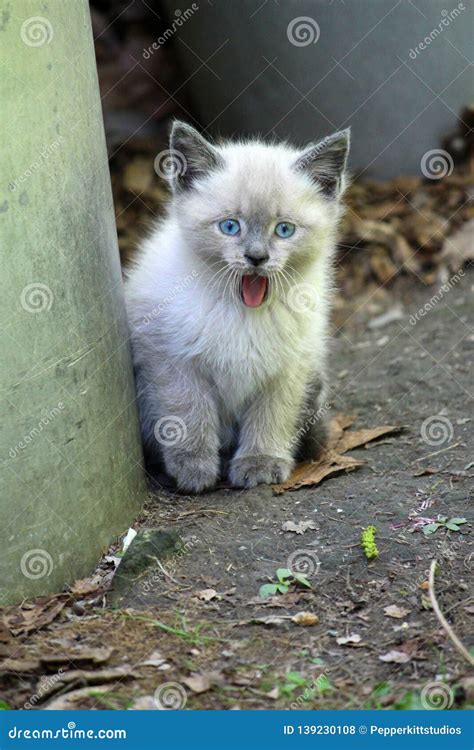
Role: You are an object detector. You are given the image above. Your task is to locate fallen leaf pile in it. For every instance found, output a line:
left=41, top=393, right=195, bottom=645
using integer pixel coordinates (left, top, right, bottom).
left=338, top=103, right=474, bottom=295
left=273, top=415, right=403, bottom=493
left=2, top=595, right=70, bottom=637
left=338, top=168, right=473, bottom=295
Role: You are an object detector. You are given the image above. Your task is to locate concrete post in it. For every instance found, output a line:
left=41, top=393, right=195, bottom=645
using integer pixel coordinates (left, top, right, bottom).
left=0, top=0, right=146, bottom=604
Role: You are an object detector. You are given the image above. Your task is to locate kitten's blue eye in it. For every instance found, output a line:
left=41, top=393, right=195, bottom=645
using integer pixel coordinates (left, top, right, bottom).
left=219, top=218, right=241, bottom=236
left=275, top=222, right=296, bottom=238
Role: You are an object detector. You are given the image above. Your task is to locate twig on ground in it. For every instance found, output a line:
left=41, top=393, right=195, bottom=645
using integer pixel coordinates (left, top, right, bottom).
left=428, top=560, right=474, bottom=666
left=154, top=559, right=179, bottom=585
left=414, top=443, right=460, bottom=463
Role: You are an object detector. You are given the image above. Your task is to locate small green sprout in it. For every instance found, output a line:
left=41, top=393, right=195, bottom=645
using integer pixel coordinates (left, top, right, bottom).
left=422, top=517, right=467, bottom=536
left=259, top=567, right=312, bottom=599
left=361, top=525, right=379, bottom=560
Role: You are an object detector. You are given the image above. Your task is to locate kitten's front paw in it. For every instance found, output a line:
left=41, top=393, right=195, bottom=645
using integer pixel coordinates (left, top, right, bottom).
left=229, top=454, right=293, bottom=489
left=165, top=453, right=219, bottom=494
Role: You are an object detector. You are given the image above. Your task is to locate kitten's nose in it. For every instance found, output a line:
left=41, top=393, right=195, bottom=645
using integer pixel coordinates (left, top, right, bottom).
left=244, top=250, right=269, bottom=267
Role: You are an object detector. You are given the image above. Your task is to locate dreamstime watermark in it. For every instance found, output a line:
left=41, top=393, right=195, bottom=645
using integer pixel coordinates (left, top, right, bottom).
left=409, top=269, right=465, bottom=325
left=288, top=400, right=330, bottom=451
left=154, top=415, right=188, bottom=446
left=286, top=283, right=319, bottom=313
left=408, top=4, right=466, bottom=59
left=287, top=17, right=320, bottom=47
left=420, top=681, right=454, bottom=710
left=143, top=4, right=199, bottom=58
left=20, top=549, right=54, bottom=580
left=140, top=536, right=200, bottom=594
left=142, top=270, right=199, bottom=325
left=9, top=402, right=65, bottom=459
left=287, top=549, right=321, bottom=579
left=290, top=673, right=332, bottom=709
left=421, top=149, right=454, bottom=180
left=9, top=136, right=64, bottom=192
left=294, top=136, right=333, bottom=172
left=154, top=148, right=188, bottom=181
left=8, top=726, right=126, bottom=740
left=154, top=681, right=187, bottom=709
left=20, top=16, right=53, bottom=47
left=405, top=568, right=431, bottom=595
left=420, top=415, right=454, bottom=447
left=24, top=669, right=64, bottom=709
left=20, top=282, right=54, bottom=313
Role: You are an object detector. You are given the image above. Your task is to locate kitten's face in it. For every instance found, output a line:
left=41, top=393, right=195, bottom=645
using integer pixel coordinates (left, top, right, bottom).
left=169, top=124, right=350, bottom=307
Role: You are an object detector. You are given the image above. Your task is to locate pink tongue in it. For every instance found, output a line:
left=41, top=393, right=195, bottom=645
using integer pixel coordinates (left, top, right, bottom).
left=241, top=275, right=268, bottom=307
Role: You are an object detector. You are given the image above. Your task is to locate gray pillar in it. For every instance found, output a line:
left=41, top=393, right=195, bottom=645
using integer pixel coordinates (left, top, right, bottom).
left=0, top=0, right=146, bottom=604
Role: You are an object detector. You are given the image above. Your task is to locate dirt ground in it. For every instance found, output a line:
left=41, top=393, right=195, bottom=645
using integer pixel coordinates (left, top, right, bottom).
left=1, top=270, right=472, bottom=711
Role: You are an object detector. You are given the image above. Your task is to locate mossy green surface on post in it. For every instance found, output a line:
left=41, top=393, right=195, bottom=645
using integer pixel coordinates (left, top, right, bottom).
left=0, top=1, right=146, bottom=604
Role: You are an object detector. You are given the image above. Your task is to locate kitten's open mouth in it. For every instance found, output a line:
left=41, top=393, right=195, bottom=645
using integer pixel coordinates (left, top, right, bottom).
left=241, top=275, right=269, bottom=308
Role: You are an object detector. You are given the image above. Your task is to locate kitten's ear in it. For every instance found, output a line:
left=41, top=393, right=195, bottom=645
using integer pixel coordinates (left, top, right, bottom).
left=293, top=129, right=350, bottom=199
left=169, top=121, right=222, bottom=191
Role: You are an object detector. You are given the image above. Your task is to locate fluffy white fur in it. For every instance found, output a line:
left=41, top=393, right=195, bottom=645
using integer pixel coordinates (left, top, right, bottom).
left=125, top=122, right=350, bottom=493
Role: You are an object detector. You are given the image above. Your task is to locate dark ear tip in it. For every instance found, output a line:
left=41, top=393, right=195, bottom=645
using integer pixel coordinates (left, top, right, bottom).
left=330, top=128, right=351, bottom=147
left=170, top=120, right=196, bottom=140
left=341, top=127, right=351, bottom=142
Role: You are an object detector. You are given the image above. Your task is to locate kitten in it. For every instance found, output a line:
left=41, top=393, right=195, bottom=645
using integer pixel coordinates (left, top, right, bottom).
left=125, top=121, right=350, bottom=493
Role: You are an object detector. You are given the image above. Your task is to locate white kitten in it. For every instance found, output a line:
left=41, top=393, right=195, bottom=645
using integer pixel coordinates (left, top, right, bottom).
left=125, top=121, right=350, bottom=493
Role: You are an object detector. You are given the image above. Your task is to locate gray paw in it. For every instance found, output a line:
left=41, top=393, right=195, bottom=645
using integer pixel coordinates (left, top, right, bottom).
left=165, top=453, right=219, bottom=494
left=229, top=454, right=293, bottom=488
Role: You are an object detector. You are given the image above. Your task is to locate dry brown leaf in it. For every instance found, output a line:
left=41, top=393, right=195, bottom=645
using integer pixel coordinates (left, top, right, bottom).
left=441, top=218, right=474, bottom=270
left=337, top=424, right=403, bottom=453
left=336, top=633, right=362, bottom=646
left=370, top=246, right=398, bottom=284
left=383, top=605, right=411, bottom=619
left=2, top=595, right=68, bottom=636
left=0, top=657, right=41, bottom=673
left=252, top=616, right=286, bottom=626
left=412, top=467, right=437, bottom=477
left=231, top=673, right=255, bottom=687
left=40, top=647, right=114, bottom=666
left=274, top=454, right=364, bottom=494
left=182, top=674, right=211, bottom=693
left=0, top=622, right=13, bottom=644
left=70, top=575, right=105, bottom=597
left=141, top=649, right=168, bottom=668
left=44, top=684, right=117, bottom=710
left=292, top=611, right=319, bottom=626
left=182, top=671, right=222, bottom=694
left=266, top=686, right=280, bottom=700
left=282, top=520, right=317, bottom=534
left=379, top=650, right=411, bottom=663
left=347, top=219, right=420, bottom=274
left=237, top=615, right=288, bottom=626
left=367, top=305, right=404, bottom=330
left=404, top=210, right=446, bottom=251
left=274, top=416, right=402, bottom=493
left=195, top=588, right=218, bottom=602
left=40, top=666, right=136, bottom=706
left=329, top=414, right=357, bottom=442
